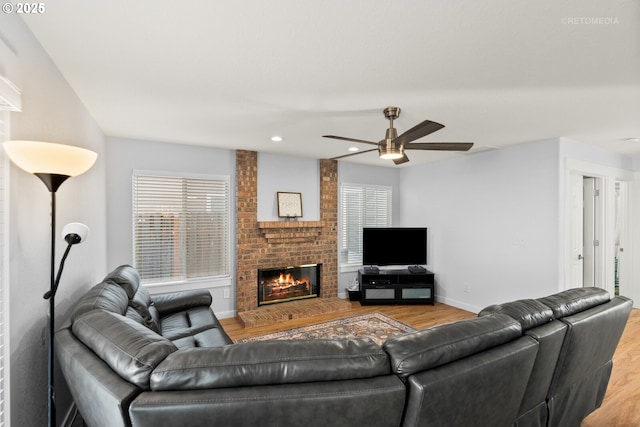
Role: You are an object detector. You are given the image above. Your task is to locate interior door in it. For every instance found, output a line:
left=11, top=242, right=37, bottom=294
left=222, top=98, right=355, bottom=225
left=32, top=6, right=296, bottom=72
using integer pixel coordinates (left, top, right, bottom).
left=569, top=174, right=584, bottom=287
left=583, top=177, right=596, bottom=287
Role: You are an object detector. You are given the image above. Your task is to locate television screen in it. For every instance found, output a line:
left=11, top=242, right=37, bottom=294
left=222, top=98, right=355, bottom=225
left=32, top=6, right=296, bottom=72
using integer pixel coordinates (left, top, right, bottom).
left=362, top=227, right=427, bottom=266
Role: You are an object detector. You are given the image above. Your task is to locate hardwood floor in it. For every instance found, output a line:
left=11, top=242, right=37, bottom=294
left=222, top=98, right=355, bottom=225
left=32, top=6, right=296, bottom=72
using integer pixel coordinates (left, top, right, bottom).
left=220, top=303, right=639, bottom=426
left=219, top=301, right=476, bottom=340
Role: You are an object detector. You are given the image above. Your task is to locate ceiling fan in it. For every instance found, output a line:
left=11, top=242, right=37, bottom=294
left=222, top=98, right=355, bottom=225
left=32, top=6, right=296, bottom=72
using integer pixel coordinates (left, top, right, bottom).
left=323, top=106, right=474, bottom=165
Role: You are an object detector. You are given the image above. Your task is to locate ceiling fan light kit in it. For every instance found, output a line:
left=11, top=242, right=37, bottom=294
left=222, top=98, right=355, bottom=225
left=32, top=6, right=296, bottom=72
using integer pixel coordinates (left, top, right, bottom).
left=323, top=106, right=473, bottom=165
left=378, top=143, right=404, bottom=160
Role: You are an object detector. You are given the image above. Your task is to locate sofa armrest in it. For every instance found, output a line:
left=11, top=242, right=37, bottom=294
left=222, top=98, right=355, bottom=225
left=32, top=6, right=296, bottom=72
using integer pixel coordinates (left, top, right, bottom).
left=150, top=338, right=390, bottom=391
left=151, top=289, right=213, bottom=316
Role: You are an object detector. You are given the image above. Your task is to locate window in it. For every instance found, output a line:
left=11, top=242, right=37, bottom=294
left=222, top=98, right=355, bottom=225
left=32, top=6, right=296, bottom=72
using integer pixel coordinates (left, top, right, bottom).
left=340, top=183, right=392, bottom=266
left=0, top=111, right=10, bottom=427
left=133, top=172, right=230, bottom=284
left=0, top=69, right=21, bottom=427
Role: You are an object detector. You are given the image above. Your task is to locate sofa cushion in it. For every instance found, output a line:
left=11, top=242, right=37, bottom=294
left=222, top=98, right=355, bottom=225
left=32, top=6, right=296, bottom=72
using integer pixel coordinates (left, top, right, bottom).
left=478, top=299, right=554, bottom=330
left=538, top=287, right=610, bottom=319
left=383, top=313, right=522, bottom=378
left=72, top=310, right=178, bottom=390
left=150, top=338, right=390, bottom=391
left=71, top=282, right=129, bottom=322
left=170, top=327, right=232, bottom=349
left=160, top=306, right=220, bottom=341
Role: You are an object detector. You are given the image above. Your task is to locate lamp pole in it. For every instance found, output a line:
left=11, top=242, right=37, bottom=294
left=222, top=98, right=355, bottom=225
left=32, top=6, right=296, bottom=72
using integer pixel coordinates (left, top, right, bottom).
left=36, top=173, right=70, bottom=427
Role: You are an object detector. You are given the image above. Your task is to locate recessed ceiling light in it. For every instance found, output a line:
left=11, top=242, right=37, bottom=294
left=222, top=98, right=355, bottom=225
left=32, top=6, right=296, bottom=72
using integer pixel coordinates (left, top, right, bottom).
left=270, top=136, right=283, bottom=142
left=348, top=147, right=359, bottom=152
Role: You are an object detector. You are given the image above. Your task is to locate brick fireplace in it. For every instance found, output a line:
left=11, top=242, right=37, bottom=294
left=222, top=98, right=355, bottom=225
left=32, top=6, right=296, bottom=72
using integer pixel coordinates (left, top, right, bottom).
left=235, top=151, right=349, bottom=327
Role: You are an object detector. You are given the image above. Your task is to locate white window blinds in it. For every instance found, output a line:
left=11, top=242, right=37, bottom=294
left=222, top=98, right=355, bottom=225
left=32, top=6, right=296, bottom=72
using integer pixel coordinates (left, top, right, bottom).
left=0, top=111, right=9, bottom=427
left=340, top=183, right=392, bottom=266
left=133, top=172, right=230, bottom=284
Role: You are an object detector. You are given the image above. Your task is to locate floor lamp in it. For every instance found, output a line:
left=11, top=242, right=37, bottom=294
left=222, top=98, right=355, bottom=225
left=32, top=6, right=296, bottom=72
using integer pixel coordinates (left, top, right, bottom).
left=2, top=140, right=97, bottom=427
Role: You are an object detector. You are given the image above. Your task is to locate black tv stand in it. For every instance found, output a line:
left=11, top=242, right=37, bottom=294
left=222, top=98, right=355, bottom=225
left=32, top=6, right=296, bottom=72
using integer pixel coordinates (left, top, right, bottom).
left=358, top=268, right=434, bottom=305
left=408, top=265, right=426, bottom=274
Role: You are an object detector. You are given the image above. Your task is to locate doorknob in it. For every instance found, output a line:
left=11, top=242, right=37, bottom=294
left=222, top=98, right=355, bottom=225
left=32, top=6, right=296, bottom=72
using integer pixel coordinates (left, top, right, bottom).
left=578, top=254, right=584, bottom=260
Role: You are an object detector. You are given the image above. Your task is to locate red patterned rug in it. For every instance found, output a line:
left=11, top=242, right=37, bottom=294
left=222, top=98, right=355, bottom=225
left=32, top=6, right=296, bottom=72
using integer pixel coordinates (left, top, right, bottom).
left=236, top=312, right=416, bottom=346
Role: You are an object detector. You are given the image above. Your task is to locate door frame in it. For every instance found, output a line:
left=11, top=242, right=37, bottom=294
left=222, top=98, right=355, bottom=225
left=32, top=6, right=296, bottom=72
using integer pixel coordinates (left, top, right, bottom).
left=563, top=159, right=633, bottom=295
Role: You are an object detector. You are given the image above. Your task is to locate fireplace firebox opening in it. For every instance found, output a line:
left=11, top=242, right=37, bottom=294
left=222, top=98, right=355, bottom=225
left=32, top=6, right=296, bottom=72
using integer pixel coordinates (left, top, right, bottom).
left=258, top=264, right=321, bottom=306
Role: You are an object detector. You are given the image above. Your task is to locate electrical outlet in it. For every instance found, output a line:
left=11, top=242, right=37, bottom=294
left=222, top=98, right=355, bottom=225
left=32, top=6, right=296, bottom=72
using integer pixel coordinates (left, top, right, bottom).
left=464, top=285, right=471, bottom=294
left=223, top=289, right=230, bottom=299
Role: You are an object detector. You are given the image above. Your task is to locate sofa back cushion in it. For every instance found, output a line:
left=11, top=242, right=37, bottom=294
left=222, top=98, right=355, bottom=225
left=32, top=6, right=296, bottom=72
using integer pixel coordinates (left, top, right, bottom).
left=98, top=265, right=161, bottom=332
left=71, top=281, right=129, bottom=322
left=538, top=287, right=610, bottom=319
left=103, top=264, right=141, bottom=298
left=150, top=338, right=390, bottom=391
left=478, top=299, right=554, bottom=330
left=72, top=310, right=177, bottom=390
left=383, top=314, right=522, bottom=378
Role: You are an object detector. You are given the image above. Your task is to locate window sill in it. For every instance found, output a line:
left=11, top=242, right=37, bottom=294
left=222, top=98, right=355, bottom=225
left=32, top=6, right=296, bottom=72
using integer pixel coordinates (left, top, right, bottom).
left=144, top=275, right=232, bottom=291
left=340, top=264, right=362, bottom=274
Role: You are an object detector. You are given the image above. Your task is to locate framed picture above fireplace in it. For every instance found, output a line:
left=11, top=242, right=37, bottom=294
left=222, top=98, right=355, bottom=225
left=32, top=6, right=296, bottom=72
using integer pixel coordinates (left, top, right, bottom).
left=277, top=191, right=303, bottom=218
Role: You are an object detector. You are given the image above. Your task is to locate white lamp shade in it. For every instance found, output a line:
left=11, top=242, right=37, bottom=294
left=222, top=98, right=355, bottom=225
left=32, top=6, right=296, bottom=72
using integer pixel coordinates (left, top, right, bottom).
left=62, top=222, right=89, bottom=244
left=3, top=140, right=97, bottom=177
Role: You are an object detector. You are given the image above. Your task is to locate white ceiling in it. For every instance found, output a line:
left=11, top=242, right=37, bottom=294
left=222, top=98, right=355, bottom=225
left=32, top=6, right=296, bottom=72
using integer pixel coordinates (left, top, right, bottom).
left=22, top=0, right=640, bottom=167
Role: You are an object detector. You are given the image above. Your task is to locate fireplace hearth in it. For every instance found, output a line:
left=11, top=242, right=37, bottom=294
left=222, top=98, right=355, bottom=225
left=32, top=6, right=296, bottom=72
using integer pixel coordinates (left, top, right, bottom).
left=258, top=264, right=321, bottom=306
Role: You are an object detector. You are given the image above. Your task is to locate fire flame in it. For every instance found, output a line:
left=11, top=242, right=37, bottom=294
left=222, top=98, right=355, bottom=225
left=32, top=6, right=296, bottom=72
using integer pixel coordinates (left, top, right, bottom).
left=278, top=273, right=295, bottom=284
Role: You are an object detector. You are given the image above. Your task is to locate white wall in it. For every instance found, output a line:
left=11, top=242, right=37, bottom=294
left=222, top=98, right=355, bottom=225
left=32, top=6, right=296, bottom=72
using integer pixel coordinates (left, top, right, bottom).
left=106, top=137, right=236, bottom=318
left=337, top=162, right=400, bottom=297
left=1, top=14, right=107, bottom=427
left=632, top=171, right=640, bottom=307
left=257, top=152, right=319, bottom=221
left=398, top=139, right=562, bottom=312
left=396, top=137, right=640, bottom=313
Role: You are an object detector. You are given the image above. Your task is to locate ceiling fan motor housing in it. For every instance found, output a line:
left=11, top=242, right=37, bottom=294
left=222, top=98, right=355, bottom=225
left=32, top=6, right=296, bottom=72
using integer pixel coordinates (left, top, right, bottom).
left=379, top=128, right=404, bottom=159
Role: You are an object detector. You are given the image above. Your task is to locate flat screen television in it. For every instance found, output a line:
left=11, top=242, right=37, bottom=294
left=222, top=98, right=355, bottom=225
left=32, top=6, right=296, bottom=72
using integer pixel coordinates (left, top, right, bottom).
left=362, top=227, right=427, bottom=266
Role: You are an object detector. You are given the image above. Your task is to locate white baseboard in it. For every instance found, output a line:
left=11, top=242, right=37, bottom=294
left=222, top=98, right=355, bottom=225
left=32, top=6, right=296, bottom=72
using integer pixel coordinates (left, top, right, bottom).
left=215, top=309, right=237, bottom=319
left=436, top=296, right=481, bottom=314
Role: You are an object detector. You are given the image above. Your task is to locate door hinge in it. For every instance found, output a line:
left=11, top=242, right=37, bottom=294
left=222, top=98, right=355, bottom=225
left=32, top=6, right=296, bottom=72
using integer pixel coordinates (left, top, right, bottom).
left=594, top=189, right=600, bottom=197
left=593, top=240, right=600, bottom=247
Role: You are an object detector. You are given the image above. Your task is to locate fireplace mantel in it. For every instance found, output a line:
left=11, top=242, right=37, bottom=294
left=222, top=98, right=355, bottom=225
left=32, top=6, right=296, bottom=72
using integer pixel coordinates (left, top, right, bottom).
left=257, top=221, right=325, bottom=244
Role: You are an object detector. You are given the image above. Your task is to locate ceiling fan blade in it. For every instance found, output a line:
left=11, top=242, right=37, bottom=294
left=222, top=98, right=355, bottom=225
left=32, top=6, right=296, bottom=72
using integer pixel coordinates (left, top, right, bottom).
left=329, top=148, right=378, bottom=160
left=323, top=135, right=379, bottom=146
left=393, top=154, right=410, bottom=165
left=394, top=120, right=445, bottom=145
left=405, top=142, right=474, bottom=151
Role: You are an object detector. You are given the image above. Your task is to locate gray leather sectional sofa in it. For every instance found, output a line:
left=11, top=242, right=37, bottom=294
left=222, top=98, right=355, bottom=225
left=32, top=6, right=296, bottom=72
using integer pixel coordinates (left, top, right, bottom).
left=56, top=265, right=632, bottom=427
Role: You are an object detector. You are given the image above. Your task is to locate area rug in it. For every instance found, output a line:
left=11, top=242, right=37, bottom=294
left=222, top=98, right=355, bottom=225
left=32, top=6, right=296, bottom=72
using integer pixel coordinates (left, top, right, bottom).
left=236, top=312, right=416, bottom=346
